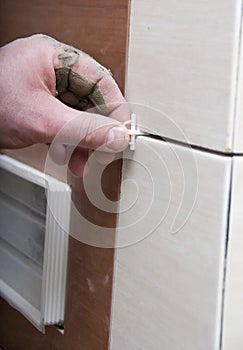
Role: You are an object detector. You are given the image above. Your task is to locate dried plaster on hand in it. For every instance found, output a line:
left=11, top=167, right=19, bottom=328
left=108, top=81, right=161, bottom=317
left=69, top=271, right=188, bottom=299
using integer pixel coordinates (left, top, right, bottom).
left=55, top=43, right=110, bottom=115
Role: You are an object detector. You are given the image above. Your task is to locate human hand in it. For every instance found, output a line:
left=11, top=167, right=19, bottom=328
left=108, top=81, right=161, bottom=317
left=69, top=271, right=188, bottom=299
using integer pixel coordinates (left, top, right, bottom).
left=0, top=34, right=130, bottom=175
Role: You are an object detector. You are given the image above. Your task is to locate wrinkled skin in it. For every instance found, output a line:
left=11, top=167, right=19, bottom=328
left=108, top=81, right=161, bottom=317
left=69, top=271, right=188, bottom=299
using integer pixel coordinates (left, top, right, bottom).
left=0, top=34, right=130, bottom=176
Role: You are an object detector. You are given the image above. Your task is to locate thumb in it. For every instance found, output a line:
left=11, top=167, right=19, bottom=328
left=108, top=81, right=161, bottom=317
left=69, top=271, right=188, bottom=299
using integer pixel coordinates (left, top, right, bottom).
left=39, top=93, right=130, bottom=152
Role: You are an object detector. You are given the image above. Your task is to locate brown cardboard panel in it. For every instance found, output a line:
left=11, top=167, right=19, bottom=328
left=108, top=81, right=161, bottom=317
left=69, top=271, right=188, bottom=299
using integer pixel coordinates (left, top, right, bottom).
left=0, top=0, right=130, bottom=349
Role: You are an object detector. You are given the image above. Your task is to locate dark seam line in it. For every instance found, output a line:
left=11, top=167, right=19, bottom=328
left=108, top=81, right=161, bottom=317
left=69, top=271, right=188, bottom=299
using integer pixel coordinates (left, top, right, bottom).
left=219, top=158, right=234, bottom=349
left=138, top=133, right=243, bottom=158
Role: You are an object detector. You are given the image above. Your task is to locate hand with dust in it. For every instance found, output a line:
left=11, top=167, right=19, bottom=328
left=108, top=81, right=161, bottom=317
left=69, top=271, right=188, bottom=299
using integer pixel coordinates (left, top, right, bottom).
left=0, top=34, right=130, bottom=175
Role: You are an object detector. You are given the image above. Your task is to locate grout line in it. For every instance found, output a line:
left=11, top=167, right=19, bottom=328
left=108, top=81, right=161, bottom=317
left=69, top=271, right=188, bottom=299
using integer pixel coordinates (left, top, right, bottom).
left=137, top=133, right=243, bottom=158
left=219, top=158, right=234, bottom=350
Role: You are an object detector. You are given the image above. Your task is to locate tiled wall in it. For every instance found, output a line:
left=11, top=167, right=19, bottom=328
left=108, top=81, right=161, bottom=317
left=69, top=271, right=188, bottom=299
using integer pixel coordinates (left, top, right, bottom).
left=1, top=1, right=243, bottom=349
left=110, top=1, right=243, bottom=349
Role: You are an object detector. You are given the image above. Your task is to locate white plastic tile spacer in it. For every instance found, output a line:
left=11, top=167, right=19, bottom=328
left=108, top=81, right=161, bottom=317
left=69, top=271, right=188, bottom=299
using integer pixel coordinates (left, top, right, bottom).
left=129, top=113, right=137, bottom=151
left=124, top=113, right=146, bottom=151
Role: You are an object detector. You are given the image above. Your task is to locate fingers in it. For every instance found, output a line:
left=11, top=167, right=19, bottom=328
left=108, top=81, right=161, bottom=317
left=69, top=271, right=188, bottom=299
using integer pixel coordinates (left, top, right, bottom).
left=0, top=34, right=131, bottom=160
left=51, top=38, right=130, bottom=122
left=38, top=92, right=130, bottom=152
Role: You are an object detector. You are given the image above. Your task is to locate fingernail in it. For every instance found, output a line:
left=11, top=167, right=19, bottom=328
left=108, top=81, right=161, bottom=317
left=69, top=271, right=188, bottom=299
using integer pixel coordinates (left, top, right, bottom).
left=106, top=126, right=129, bottom=151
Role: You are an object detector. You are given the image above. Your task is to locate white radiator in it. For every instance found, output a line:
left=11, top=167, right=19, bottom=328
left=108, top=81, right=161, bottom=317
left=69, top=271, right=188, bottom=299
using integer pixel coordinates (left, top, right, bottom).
left=0, top=155, right=71, bottom=332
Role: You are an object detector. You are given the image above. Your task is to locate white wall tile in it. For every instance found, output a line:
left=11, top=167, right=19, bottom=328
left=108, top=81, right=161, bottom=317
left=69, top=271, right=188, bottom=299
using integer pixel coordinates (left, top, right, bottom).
left=110, top=137, right=231, bottom=350
left=126, top=0, right=242, bottom=152
left=222, top=156, right=243, bottom=349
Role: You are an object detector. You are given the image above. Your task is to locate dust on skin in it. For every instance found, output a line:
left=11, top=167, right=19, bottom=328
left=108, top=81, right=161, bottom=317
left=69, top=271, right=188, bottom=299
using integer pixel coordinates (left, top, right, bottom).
left=55, top=67, right=69, bottom=94
left=54, top=41, right=109, bottom=115
left=35, top=35, right=109, bottom=112
left=88, top=85, right=109, bottom=115
left=69, top=70, right=94, bottom=97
